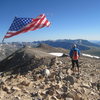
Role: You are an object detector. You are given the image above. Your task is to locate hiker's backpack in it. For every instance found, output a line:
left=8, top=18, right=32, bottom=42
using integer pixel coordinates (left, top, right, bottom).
left=72, top=50, right=79, bottom=60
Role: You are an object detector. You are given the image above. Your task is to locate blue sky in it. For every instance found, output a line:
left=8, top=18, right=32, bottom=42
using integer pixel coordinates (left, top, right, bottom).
left=0, top=0, right=100, bottom=42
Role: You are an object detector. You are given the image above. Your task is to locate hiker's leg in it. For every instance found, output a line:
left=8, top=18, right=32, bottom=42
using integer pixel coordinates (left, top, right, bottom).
left=76, top=60, right=79, bottom=73
left=71, top=60, right=75, bottom=72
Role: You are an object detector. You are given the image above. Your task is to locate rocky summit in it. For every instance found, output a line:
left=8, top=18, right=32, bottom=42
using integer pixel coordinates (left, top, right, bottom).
left=0, top=44, right=100, bottom=100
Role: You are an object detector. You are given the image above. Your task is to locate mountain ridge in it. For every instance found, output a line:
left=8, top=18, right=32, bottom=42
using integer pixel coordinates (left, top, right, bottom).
left=0, top=39, right=100, bottom=61
left=33, top=39, right=100, bottom=49
left=33, top=39, right=100, bottom=56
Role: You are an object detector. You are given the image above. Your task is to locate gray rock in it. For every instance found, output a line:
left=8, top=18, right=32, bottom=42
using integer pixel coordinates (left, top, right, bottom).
left=63, top=75, right=74, bottom=85
left=65, top=98, right=73, bottom=100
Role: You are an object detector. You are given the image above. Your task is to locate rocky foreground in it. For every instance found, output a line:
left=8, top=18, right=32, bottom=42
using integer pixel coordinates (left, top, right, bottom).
left=0, top=45, right=100, bottom=100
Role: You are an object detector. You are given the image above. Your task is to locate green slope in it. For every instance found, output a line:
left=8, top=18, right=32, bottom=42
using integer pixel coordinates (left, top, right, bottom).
left=82, top=46, right=100, bottom=57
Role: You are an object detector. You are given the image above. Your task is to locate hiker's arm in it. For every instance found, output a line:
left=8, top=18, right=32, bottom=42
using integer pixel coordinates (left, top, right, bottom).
left=69, top=50, right=73, bottom=58
left=78, top=50, right=81, bottom=57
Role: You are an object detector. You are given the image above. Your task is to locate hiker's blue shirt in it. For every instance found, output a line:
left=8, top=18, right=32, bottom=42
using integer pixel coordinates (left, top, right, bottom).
left=69, top=47, right=80, bottom=58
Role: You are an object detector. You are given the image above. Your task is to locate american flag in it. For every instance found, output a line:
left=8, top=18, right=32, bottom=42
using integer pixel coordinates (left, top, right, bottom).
left=4, top=14, right=51, bottom=39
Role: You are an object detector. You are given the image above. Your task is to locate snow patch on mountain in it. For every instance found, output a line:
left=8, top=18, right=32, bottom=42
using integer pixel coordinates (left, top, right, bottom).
left=49, top=53, right=63, bottom=56
left=82, top=53, right=100, bottom=59
left=49, top=52, right=100, bottom=59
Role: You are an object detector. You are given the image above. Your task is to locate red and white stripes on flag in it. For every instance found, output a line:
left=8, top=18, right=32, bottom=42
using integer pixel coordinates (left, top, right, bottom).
left=4, top=14, right=51, bottom=39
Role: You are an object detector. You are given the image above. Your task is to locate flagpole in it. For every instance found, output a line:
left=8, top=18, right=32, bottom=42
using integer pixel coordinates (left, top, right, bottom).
left=2, top=37, right=5, bottom=43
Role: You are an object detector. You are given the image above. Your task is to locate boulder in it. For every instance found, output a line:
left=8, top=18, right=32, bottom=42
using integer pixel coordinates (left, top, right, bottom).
left=66, top=91, right=82, bottom=100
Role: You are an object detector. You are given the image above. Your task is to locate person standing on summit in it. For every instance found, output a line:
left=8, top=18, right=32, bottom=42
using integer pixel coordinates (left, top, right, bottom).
left=69, top=44, right=80, bottom=74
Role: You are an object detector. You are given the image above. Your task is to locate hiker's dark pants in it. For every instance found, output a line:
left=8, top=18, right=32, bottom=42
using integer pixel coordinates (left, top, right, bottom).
left=71, top=59, right=79, bottom=69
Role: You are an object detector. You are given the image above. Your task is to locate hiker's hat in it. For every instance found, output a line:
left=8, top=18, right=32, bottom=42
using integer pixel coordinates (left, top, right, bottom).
left=73, top=44, right=77, bottom=48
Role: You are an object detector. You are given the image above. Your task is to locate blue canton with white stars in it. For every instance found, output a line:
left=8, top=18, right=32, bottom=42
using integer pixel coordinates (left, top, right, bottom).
left=9, top=17, right=33, bottom=31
